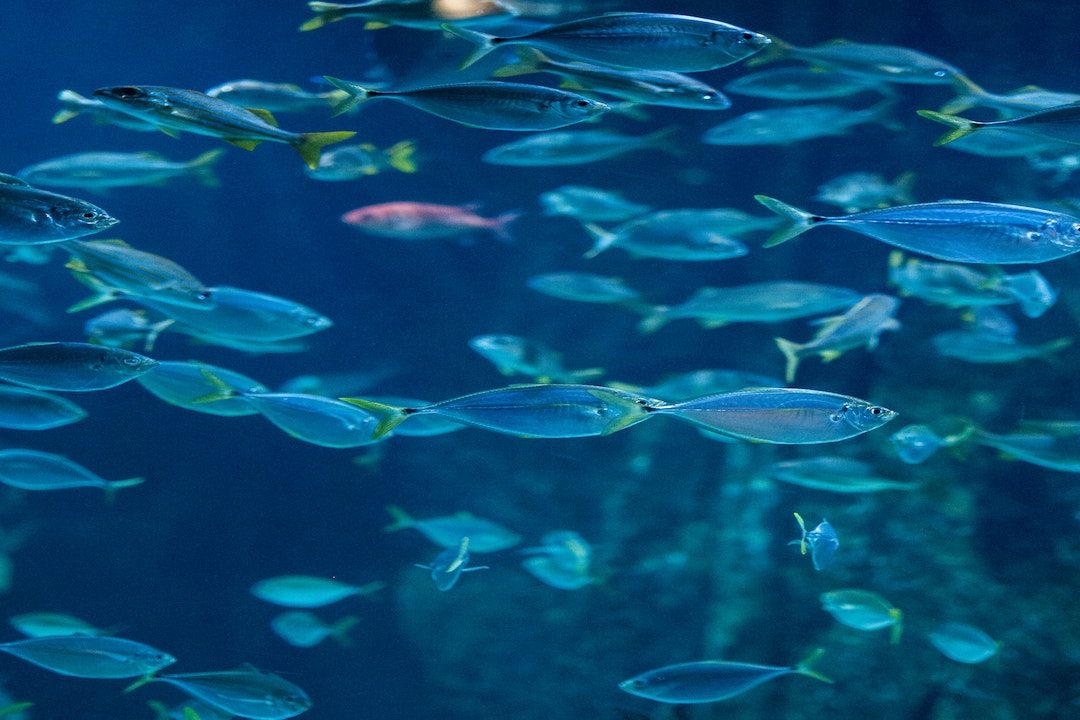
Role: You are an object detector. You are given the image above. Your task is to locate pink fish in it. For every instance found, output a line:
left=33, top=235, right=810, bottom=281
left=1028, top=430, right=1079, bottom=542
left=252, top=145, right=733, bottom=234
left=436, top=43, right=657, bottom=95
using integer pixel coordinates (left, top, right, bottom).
left=340, top=202, right=518, bottom=242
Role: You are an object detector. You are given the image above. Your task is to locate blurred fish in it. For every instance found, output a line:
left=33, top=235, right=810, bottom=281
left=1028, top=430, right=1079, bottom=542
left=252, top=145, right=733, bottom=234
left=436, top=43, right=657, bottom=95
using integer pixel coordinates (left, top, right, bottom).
left=820, top=589, right=903, bottom=643
left=385, top=505, right=521, bottom=552
left=0, top=342, right=157, bottom=391
left=724, top=67, right=887, bottom=100
left=931, top=329, right=1071, bottom=363
left=468, top=334, right=603, bottom=383
left=607, top=369, right=784, bottom=402
left=790, top=512, right=839, bottom=570
left=519, top=530, right=593, bottom=589
left=444, top=13, right=770, bottom=72
left=52, top=89, right=159, bottom=131
left=483, top=127, right=679, bottom=166
left=927, top=622, right=1000, bottom=664
left=250, top=575, right=386, bottom=608
left=136, top=360, right=268, bottom=417
left=324, top=77, right=607, bottom=130
left=702, top=100, right=898, bottom=146
left=9, top=612, right=110, bottom=638
left=756, top=195, right=1080, bottom=264
left=211, top=389, right=385, bottom=448
left=0, top=385, right=87, bottom=430
left=748, top=36, right=962, bottom=84
left=342, top=201, right=518, bottom=242
left=126, top=665, right=312, bottom=720
left=205, top=79, right=347, bottom=113
left=889, top=423, right=972, bottom=465
left=765, top=456, right=917, bottom=493
left=584, top=215, right=747, bottom=262
left=0, top=635, right=175, bottom=678
left=644, top=388, right=897, bottom=444
left=967, top=421, right=1080, bottom=472
left=619, top=649, right=831, bottom=703
left=305, top=140, right=417, bottom=180
left=0, top=175, right=117, bottom=245
left=84, top=308, right=174, bottom=351
left=939, top=74, right=1080, bottom=116
left=92, top=85, right=356, bottom=169
left=416, top=536, right=488, bottom=591
left=17, top=150, right=224, bottom=192
left=815, top=171, right=916, bottom=213
left=527, top=271, right=642, bottom=304
left=299, top=0, right=518, bottom=31
left=919, top=105, right=1080, bottom=148
left=0, top=269, right=52, bottom=325
left=0, top=449, right=144, bottom=498
left=540, top=185, right=650, bottom=222
left=937, top=127, right=1069, bottom=158
left=270, top=611, right=358, bottom=648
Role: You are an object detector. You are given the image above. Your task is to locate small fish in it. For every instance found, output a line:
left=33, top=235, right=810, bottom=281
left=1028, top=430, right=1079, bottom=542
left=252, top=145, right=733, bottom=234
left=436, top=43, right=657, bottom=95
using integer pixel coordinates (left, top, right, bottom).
left=539, top=185, right=651, bottom=222
left=932, top=329, right=1071, bottom=364
left=52, top=89, right=159, bottom=131
left=725, top=66, right=886, bottom=100
left=84, top=308, right=175, bottom=351
left=205, top=79, right=346, bottom=113
left=765, top=456, right=917, bottom=493
left=17, top=149, right=225, bottom=192
left=9, top=612, right=110, bottom=638
left=269, top=612, right=359, bottom=648
left=918, top=104, right=1080, bottom=148
left=0, top=385, right=87, bottom=430
left=136, top=360, right=268, bottom=416
left=820, top=589, right=903, bottom=643
left=250, top=575, right=386, bottom=608
left=815, top=171, right=916, bottom=213
left=0, top=635, right=175, bottom=678
left=889, top=423, right=972, bottom=465
left=416, top=537, right=488, bottom=591
left=927, top=622, right=1000, bottom=664
left=0, top=174, right=118, bottom=245
left=384, top=505, right=521, bottom=552
left=583, top=216, right=747, bottom=262
left=608, top=369, right=784, bottom=402
left=305, top=140, right=417, bottom=181
left=526, top=272, right=642, bottom=304
left=126, top=664, right=312, bottom=720
left=340, top=201, right=518, bottom=242
left=0, top=342, right=157, bottom=392
left=468, top=334, right=603, bottom=384
left=701, top=100, right=897, bottom=146
left=774, top=294, right=901, bottom=383
left=644, top=388, right=897, bottom=444
left=92, top=85, right=356, bottom=169
left=790, top=512, right=839, bottom=570
left=519, top=530, right=594, bottom=590
left=748, top=36, right=962, bottom=84
left=935, top=127, right=1068, bottom=158
left=0, top=449, right=144, bottom=498
left=482, top=127, right=679, bottom=166
left=756, top=195, right=1080, bottom=264
left=341, top=384, right=657, bottom=439
left=619, top=649, right=832, bottom=703
left=969, top=420, right=1080, bottom=473
left=444, top=13, right=770, bottom=72
left=324, top=78, right=607, bottom=131
left=299, top=0, right=518, bottom=32
left=938, top=74, right=1080, bottom=116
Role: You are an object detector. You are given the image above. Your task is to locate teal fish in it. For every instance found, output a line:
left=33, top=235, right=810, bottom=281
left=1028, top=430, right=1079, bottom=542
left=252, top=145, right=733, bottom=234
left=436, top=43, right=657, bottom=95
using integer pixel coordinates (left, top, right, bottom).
left=607, top=369, right=784, bottom=402
left=583, top=211, right=749, bottom=261
left=444, top=13, right=770, bottom=72
left=269, top=612, right=358, bottom=649
left=205, top=79, right=347, bottom=113
left=791, top=512, right=839, bottom=571
left=9, top=612, right=110, bottom=638
left=619, top=649, right=831, bottom=703
left=340, top=384, right=657, bottom=439
left=765, top=456, right=917, bottom=492
left=136, top=360, right=268, bottom=417
left=126, top=665, right=312, bottom=720
left=756, top=195, right=1080, bottom=264
left=919, top=104, right=1080, bottom=147
left=820, top=589, right=903, bottom=643
left=17, top=149, right=224, bottom=191
left=932, top=329, right=1071, bottom=363
left=519, top=530, right=594, bottom=590
left=250, top=575, right=386, bottom=608
left=0, top=449, right=144, bottom=498
left=526, top=272, right=642, bottom=304
left=725, top=67, right=886, bottom=100
left=644, top=388, right=897, bottom=444
left=305, top=141, right=417, bottom=181
left=815, top=171, right=917, bottom=213
left=0, top=635, right=175, bottom=678
left=416, top=537, right=488, bottom=591
left=227, top=391, right=384, bottom=448
left=384, top=505, right=521, bottom=552
left=748, top=36, right=962, bottom=84
left=83, top=308, right=175, bottom=351
left=927, top=622, right=1000, bottom=664
left=323, top=78, right=607, bottom=131
left=467, top=334, right=604, bottom=384
left=299, top=0, right=518, bottom=32
left=702, top=100, right=897, bottom=146
left=889, top=423, right=972, bottom=465
left=539, top=185, right=651, bottom=222
left=0, top=385, right=87, bottom=430
left=0, top=174, right=117, bottom=245
left=92, top=85, right=356, bottom=169
left=0, top=342, right=157, bottom=391
left=969, top=421, right=1080, bottom=472
left=482, top=127, right=679, bottom=166
left=939, top=74, right=1080, bottom=116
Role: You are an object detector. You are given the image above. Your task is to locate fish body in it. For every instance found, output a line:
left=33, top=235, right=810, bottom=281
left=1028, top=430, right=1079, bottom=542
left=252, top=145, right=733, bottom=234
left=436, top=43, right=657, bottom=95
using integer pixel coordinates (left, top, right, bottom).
left=250, top=575, right=385, bottom=608
left=927, top=622, right=1000, bottom=664
left=270, top=612, right=358, bottom=648
left=205, top=79, right=345, bottom=113
left=416, top=537, right=488, bottom=591
left=820, top=589, right=903, bottom=643
left=583, top=212, right=749, bottom=261
left=750, top=36, right=962, bottom=84
left=0, top=342, right=157, bottom=391
left=932, top=330, right=1071, bottom=363
left=130, top=665, right=312, bottom=720
left=83, top=308, right=175, bottom=351
left=939, top=74, right=1080, bottom=116
left=766, top=456, right=916, bottom=492
left=0, top=635, right=175, bottom=678
left=613, top=369, right=784, bottom=402
left=384, top=505, right=521, bottom=552
left=136, top=360, right=268, bottom=417
left=756, top=195, right=1080, bottom=263
left=240, top=393, right=384, bottom=448
left=919, top=104, right=1080, bottom=147
left=526, top=272, right=641, bottom=304
left=300, top=0, right=518, bottom=31
left=815, top=171, right=916, bottom=213
left=9, top=612, right=108, bottom=638
left=305, top=140, right=417, bottom=180
left=0, top=385, right=87, bottom=430
left=540, top=185, right=650, bottom=222
left=791, top=512, right=839, bottom=570
left=52, top=88, right=160, bottom=131
left=468, top=334, right=603, bottom=383
left=702, top=101, right=896, bottom=145
left=445, top=13, right=770, bottom=72
left=0, top=449, right=143, bottom=496
left=341, top=201, right=518, bottom=241
left=725, top=67, right=886, bottom=100
left=17, top=149, right=224, bottom=191
left=0, top=174, right=117, bottom=245
left=92, top=85, right=355, bottom=169
left=483, top=127, right=678, bottom=166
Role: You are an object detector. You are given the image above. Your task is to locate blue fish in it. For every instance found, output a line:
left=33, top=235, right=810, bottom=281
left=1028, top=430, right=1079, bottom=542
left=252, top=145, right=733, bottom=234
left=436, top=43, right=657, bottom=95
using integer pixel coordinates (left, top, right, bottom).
left=790, top=512, right=840, bottom=570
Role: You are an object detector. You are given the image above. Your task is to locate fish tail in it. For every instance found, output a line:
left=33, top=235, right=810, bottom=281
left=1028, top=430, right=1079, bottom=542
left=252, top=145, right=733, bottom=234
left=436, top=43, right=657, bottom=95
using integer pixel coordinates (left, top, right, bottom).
left=104, top=477, right=146, bottom=504
left=891, top=170, right=918, bottom=205
left=338, top=397, right=410, bottom=439
left=123, top=673, right=158, bottom=694
left=568, top=367, right=606, bottom=382
left=298, top=2, right=345, bottom=31
left=1039, top=337, right=1073, bottom=358
left=492, top=46, right=547, bottom=78
left=491, top=211, right=520, bottom=243
left=754, top=195, right=822, bottom=247
left=441, top=23, right=499, bottom=70
left=637, top=307, right=671, bottom=334
left=186, top=148, right=227, bottom=187
left=385, top=140, right=418, bottom=173
left=644, top=124, right=686, bottom=157
left=774, top=336, right=804, bottom=384
left=142, top=319, right=175, bottom=353
left=383, top=505, right=415, bottom=532
left=743, top=33, right=791, bottom=66
left=938, top=73, right=987, bottom=114
left=322, top=76, right=375, bottom=116
left=188, top=368, right=242, bottom=404
left=53, top=89, right=88, bottom=124
left=916, top=110, right=979, bottom=146
left=793, top=648, right=834, bottom=684
left=888, top=609, right=904, bottom=644
left=328, top=615, right=361, bottom=646
left=296, top=130, right=358, bottom=170
left=1003, top=270, right=1057, bottom=318
left=0, top=702, right=33, bottom=718
left=581, top=222, right=617, bottom=258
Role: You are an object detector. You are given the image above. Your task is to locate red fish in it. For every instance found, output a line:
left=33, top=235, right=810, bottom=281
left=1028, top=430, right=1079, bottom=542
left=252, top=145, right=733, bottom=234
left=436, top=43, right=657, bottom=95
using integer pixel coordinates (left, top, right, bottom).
left=340, top=202, right=518, bottom=242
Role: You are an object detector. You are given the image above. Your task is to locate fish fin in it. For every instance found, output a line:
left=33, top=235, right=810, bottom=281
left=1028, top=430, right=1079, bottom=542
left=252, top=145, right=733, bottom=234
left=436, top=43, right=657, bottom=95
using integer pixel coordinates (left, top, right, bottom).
left=441, top=23, right=499, bottom=70
left=793, top=648, right=834, bottom=684
left=938, top=74, right=987, bottom=115
left=743, top=33, right=791, bottom=66
left=338, top=397, right=410, bottom=439
left=916, top=110, right=979, bottom=146
left=774, top=336, right=804, bottom=384
left=385, top=140, right=418, bottom=173
left=493, top=46, right=547, bottom=78
left=298, top=2, right=341, bottom=31
left=146, top=701, right=172, bottom=720
left=699, top=319, right=729, bottom=329
left=888, top=609, right=904, bottom=644
left=66, top=289, right=123, bottom=313
left=754, top=195, right=822, bottom=247
left=322, top=76, right=372, bottom=116
left=364, top=20, right=390, bottom=30
left=52, top=108, right=80, bottom=124
left=383, top=505, right=414, bottom=532
left=569, top=367, right=606, bottom=382
left=1039, top=337, right=1073, bottom=357
left=0, top=174, right=29, bottom=186
left=581, top=222, right=617, bottom=258
left=182, top=708, right=203, bottom=720
left=186, top=148, right=226, bottom=187
left=245, top=107, right=278, bottom=127
left=157, top=127, right=181, bottom=139
left=296, top=131, right=358, bottom=170
left=226, top=138, right=263, bottom=151
left=0, top=703, right=33, bottom=718
left=819, top=350, right=845, bottom=363
left=142, top=319, right=175, bottom=353
left=636, top=307, right=669, bottom=335
left=327, top=616, right=361, bottom=646
left=188, top=368, right=242, bottom=404
left=123, top=673, right=158, bottom=694
left=891, top=171, right=917, bottom=204
left=491, top=211, right=520, bottom=243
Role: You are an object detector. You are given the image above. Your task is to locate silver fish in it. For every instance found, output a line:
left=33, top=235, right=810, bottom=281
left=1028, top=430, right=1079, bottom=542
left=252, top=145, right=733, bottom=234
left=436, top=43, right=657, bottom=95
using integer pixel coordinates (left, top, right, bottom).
left=0, top=174, right=117, bottom=245
left=17, top=149, right=224, bottom=191
left=0, top=342, right=157, bottom=392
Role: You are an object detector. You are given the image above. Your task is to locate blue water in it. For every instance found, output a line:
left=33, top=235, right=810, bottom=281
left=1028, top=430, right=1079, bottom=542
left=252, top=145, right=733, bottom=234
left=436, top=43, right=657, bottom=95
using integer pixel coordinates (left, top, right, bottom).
left=2, top=1, right=1080, bottom=718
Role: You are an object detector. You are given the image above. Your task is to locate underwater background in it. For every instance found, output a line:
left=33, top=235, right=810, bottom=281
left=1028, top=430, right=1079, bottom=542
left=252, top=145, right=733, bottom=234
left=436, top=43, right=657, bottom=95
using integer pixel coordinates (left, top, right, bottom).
left=2, top=0, right=1080, bottom=718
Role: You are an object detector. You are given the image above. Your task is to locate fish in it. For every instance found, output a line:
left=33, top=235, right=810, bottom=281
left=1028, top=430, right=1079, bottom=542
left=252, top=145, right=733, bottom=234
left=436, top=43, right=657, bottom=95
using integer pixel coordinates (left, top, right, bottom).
left=416, top=536, right=488, bottom=591
left=643, top=388, right=897, bottom=444
left=938, top=74, right=1080, bottom=116
left=0, top=174, right=118, bottom=245
left=765, top=456, right=918, bottom=493
left=519, top=530, right=594, bottom=590
left=249, top=575, right=386, bottom=608
left=52, top=88, right=160, bottom=130
left=724, top=66, right=887, bottom=100
left=747, top=36, right=963, bottom=84
left=815, top=171, right=917, bottom=213
left=205, top=79, right=347, bottom=113
left=362, top=397, right=465, bottom=437
left=755, top=195, right=1080, bottom=264
left=918, top=104, right=1080, bottom=148
left=91, top=85, right=356, bottom=169
left=701, top=100, right=898, bottom=146
left=927, top=622, right=1000, bottom=664
left=482, top=127, right=680, bottom=166
left=9, top=612, right=110, bottom=638
left=125, top=664, right=312, bottom=720
left=0, top=342, right=157, bottom=391
left=341, top=383, right=658, bottom=439
left=468, top=334, right=603, bottom=384
left=299, top=0, right=518, bottom=32
left=83, top=308, right=175, bottom=351
left=583, top=207, right=776, bottom=260
left=304, top=140, right=417, bottom=180
left=323, top=78, right=607, bottom=131
left=0, top=385, right=87, bottom=430
left=774, top=294, right=902, bottom=383
left=0, top=449, right=144, bottom=498
left=888, top=423, right=973, bottom=465
left=384, top=505, right=521, bottom=552
left=269, top=611, right=359, bottom=648
left=17, top=149, right=225, bottom=191
left=526, top=272, right=642, bottom=304
left=136, top=360, right=268, bottom=417
left=790, top=512, right=839, bottom=570
left=820, top=589, right=903, bottom=643
left=607, top=369, right=784, bottom=402
left=443, top=13, right=770, bottom=72
left=340, top=201, right=518, bottom=242
left=539, top=185, right=651, bottom=222
left=931, top=329, right=1071, bottom=363
left=0, top=635, right=175, bottom=678
left=618, top=649, right=832, bottom=703
left=969, top=420, right=1080, bottom=472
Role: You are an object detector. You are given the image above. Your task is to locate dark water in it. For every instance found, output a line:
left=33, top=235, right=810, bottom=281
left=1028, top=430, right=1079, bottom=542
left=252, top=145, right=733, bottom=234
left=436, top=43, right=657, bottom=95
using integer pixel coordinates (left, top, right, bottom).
left=1, top=1, right=1079, bottom=719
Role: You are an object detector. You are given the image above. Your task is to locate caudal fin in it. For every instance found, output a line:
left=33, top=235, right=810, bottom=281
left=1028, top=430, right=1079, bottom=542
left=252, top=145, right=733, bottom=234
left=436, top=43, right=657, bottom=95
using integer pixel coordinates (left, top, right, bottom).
left=185, top=148, right=226, bottom=187
left=322, top=76, right=375, bottom=116
left=916, top=110, right=980, bottom=146
left=296, top=130, right=358, bottom=170
left=754, top=195, right=822, bottom=247
left=441, top=23, right=500, bottom=70
left=774, top=336, right=805, bottom=384
left=338, top=397, right=411, bottom=439
left=793, top=648, right=834, bottom=684
left=384, top=140, right=418, bottom=173
left=493, top=46, right=548, bottom=78
left=299, top=2, right=345, bottom=31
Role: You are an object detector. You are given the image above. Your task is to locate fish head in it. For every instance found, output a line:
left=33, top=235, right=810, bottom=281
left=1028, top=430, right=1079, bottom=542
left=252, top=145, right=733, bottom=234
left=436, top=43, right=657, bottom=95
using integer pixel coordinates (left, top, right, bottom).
left=54, top=199, right=119, bottom=237
left=1044, top=215, right=1080, bottom=253
left=833, top=401, right=897, bottom=431
left=105, top=347, right=159, bottom=375
left=93, top=86, right=170, bottom=113
left=134, top=648, right=177, bottom=673
left=553, top=95, right=608, bottom=122
left=721, top=29, right=771, bottom=56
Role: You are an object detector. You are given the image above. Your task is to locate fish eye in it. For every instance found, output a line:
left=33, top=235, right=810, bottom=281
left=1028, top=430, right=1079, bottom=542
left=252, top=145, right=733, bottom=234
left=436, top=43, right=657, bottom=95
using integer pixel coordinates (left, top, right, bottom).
left=198, top=291, right=212, bottom=300
left=572, top=99, right=591, bottom=109
left=80, top=211, right=99, bottom=220
left=741, top=32, right=755, bottom=40
left=121, top=356, right=144, bottom=367
left=113, top=86, right=143, bottom=98
left=868, top=406, right=886, bottom=416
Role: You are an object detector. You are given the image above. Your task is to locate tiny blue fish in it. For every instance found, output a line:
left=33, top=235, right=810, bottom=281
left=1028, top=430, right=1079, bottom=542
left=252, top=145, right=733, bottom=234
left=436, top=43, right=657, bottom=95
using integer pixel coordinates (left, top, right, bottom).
left=416, top=537, right=488, bottom=591
left=790, top=512, right=839, bottom=570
